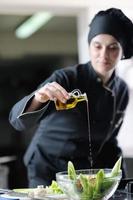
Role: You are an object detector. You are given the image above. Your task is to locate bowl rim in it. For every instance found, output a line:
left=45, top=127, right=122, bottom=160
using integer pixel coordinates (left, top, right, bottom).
left=56, top=168, right=122, bottom=174
left=56, top=168, right=122, bottom=181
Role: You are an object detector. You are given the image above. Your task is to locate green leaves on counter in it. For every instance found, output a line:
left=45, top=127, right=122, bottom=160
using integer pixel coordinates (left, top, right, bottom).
left=48, top=180, right=63, bottom=194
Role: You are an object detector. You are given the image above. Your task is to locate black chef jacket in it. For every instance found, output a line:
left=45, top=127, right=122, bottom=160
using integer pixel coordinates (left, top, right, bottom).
left=9, top=62, right=129, bottom=187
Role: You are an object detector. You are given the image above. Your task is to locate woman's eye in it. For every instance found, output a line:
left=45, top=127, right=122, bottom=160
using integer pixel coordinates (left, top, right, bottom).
left=94, top=45, right=101, bottom=49
left=109, top=45, right=119, bottom=50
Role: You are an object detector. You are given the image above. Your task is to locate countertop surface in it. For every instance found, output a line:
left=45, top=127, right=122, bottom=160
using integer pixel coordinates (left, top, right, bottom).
left=0, top=189, right=133, bottom=200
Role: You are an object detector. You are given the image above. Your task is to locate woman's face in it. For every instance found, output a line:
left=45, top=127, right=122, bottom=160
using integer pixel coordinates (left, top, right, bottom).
left=89, top=34, right=123, bottom=77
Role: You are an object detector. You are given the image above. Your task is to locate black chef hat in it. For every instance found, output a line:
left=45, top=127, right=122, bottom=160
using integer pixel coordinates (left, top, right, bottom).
left=88, top=8, right=133, bottom=59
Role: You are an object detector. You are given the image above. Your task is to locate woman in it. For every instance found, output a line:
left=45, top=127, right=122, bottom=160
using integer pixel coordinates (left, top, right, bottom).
left=9, top=8, right=133, bottom=187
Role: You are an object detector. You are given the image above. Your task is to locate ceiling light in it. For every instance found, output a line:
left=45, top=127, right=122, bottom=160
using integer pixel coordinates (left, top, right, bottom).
left=15, top=12, right=53, bottom=39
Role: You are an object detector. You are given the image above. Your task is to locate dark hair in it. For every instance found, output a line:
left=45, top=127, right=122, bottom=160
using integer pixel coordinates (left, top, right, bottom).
left=88, top=8, right=133, bottom=59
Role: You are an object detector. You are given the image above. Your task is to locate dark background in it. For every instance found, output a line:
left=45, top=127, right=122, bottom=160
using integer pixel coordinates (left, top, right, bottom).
left=0, top=54, right=77, bottom=188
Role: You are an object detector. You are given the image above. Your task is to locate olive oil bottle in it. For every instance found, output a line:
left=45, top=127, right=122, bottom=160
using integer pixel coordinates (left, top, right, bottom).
left=55, top=89, right=88, bottom=110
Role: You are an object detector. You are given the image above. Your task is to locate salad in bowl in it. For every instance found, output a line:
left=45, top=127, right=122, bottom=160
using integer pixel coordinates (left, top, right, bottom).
left=56, top=157, right=122, bottom=200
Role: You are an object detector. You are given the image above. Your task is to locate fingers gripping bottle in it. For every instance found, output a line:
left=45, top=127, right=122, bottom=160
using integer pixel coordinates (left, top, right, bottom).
left=55, top=89, right=88, bottom=110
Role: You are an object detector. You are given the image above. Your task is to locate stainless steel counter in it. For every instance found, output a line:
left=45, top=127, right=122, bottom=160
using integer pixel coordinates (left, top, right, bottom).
left=111, top=190, right=133, bottom=199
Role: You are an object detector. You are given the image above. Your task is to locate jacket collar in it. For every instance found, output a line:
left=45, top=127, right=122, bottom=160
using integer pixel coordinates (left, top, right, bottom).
left=87, top=61, right=116, bottom=89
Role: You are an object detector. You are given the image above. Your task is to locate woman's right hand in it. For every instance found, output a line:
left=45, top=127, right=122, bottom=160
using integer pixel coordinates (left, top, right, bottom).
left=34, top=82, right=70, bottom=104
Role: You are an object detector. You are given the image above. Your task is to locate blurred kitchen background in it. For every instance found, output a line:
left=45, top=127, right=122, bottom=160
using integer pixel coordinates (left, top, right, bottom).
left=0, top=0, right=133, bottom=189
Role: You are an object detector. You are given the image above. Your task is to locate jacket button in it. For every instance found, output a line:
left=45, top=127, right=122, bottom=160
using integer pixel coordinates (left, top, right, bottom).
left=115, top=124, right=119, bottom=128
left=97, top=77, right=101, bottom=82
